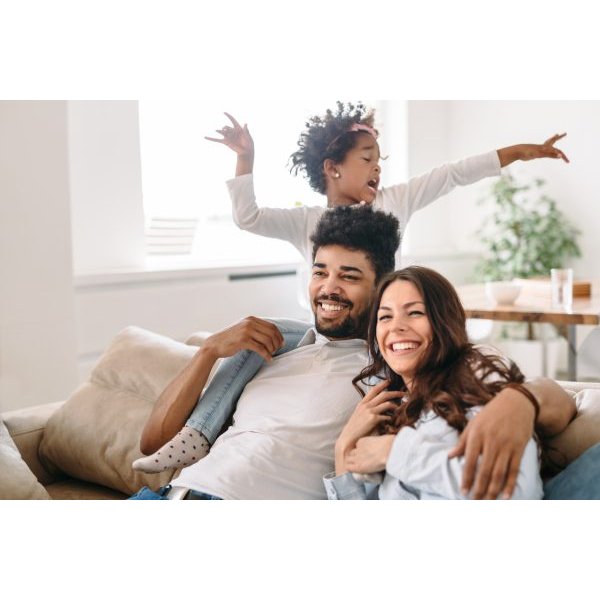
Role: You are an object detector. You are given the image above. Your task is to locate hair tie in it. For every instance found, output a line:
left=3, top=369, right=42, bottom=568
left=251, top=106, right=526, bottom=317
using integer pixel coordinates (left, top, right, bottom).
left=348, top=123, right=379, bottom=138
left=324, top=122, right=379, bottom=154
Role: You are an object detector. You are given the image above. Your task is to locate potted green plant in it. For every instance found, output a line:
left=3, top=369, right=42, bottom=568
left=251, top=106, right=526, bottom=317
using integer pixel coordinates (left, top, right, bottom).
left=474, top=171, right=582, bottom=376
left=475, top=171, right=581, bottom=282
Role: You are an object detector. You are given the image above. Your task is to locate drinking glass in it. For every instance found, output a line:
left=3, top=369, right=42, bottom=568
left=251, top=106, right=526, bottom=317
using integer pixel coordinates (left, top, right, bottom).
left=551, top=268, right=573, bottom=310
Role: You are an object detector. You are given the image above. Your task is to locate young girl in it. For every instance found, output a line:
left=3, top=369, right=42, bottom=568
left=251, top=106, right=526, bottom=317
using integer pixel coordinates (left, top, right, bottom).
left=133, top=102, right=566, bottom=474
left=206, top=101, right=568, bottom=267
left=325, top=266, right=543, bottom=500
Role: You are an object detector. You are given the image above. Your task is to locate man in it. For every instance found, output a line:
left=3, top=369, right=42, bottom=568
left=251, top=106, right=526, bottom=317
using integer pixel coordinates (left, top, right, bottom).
left=131, top=205, right=576, bottom=500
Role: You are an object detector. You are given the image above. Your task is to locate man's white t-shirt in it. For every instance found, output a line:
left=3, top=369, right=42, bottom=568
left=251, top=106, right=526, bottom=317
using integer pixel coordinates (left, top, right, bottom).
left=171, top=329, right=368, bottom=500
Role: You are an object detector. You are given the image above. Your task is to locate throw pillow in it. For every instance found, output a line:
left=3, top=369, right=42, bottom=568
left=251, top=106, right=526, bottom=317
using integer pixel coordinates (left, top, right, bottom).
left=38, top=326, right=199, bottom=496
left=547, top=387, right=600, bottom=466
left=0, top=418, right=51, bottom=500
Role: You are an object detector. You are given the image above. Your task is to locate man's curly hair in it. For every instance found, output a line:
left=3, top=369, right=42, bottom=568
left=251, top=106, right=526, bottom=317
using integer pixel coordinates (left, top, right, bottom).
left=310, top=205, right=399, bottom=283
left=289, top=101, right=377, bottom=194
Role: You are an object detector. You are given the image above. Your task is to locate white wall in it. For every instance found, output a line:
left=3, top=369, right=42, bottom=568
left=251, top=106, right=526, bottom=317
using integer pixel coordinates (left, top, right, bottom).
left=406, top=100, right=600, bottom=281
left=0, top=101, right=79, bottom=412
left=68, top=101, right=146, bottom=273
left=0, top=101, right=311, bottom=412
left=403, top=101, right=454, bottom=255
left=404, top=101, right=600, bottom=378
left=74, top=265, right=309, bottom=382
left=3, top=101, right=597, bottom=412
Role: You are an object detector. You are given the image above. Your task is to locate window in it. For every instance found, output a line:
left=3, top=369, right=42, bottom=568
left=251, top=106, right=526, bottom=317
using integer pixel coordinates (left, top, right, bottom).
left=138, top=99, right=394, bottom=266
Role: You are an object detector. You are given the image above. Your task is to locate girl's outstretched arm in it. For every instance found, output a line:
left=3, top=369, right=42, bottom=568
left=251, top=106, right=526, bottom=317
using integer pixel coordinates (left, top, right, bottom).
left=496, top=133, right=569, bottom=167
left=205, top=112, right=255, bottom=176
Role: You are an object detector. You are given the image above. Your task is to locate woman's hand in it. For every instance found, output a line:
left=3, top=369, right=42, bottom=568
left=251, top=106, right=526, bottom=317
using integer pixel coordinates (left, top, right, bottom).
left=335, top=380, right=403, bottom=474
left=497, top=133, right=569, bottom=167
left=346, top=435, right=396, bottom=475
left=205, top=112, right=254, bottom=157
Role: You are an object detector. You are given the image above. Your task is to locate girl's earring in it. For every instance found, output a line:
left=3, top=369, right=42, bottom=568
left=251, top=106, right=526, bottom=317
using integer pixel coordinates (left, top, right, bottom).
left=334, top=173, right=340, bottom=179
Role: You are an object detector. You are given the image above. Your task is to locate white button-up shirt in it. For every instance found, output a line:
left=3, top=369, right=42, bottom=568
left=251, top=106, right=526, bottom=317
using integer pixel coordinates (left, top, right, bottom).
left=323, top=407, right=543, bottom=500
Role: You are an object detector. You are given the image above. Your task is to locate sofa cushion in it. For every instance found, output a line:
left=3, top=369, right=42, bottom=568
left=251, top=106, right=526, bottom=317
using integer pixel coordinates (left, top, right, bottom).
left=38, top=326, right=199, bottom=496
left=3, top=401, right=67, bottom=485
left=547, top=387, right=600, bottom=466
left=0, top=418, right=51, bottom=500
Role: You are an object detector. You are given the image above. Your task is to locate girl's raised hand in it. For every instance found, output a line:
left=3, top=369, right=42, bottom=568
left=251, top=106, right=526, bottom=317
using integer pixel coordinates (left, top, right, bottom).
left=520, top=132, right=570, bottom=163
left=205, top=112, right=254, bottom=156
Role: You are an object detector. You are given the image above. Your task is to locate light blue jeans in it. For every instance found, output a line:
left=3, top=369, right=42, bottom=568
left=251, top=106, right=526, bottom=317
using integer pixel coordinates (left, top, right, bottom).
left=543, top=441, right=600, bottom=499
left=186, top=318, right=312, bottom=444
left=128, top=484, right=222, bottom=500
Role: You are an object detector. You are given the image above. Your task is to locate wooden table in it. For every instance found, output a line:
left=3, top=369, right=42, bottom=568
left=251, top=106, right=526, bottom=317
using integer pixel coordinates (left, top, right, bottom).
left=456, top=282, right=600, bottom=380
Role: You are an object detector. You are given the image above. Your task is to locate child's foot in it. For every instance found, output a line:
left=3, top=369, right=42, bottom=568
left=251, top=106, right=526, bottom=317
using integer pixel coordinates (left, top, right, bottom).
left=132, top=426, right=210, bottom=473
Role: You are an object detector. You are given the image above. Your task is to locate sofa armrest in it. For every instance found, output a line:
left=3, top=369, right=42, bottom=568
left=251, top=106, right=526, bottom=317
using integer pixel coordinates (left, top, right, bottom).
left=1, top=401, right=67, bottom=485
left=557, top=380, right=600, bottom=394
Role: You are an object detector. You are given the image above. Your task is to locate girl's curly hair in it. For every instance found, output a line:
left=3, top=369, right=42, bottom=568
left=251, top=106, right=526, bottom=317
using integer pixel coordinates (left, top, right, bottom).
left=289, top=101, right=377, bottom=194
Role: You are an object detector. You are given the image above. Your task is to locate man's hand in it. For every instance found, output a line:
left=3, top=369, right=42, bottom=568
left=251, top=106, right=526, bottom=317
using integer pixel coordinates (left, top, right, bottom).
left=448, top=387, right=536, bottom=499
left=346, top=435, right=395, bottom=474
left=202, top=316, right=284, bottom=364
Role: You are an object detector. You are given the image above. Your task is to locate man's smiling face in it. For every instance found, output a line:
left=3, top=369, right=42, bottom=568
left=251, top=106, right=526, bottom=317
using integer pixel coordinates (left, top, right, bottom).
left=309, top=244, right=377, bottom=340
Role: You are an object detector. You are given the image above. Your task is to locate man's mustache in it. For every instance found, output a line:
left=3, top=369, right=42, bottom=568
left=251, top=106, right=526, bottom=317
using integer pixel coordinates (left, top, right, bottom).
left=315, top=294, right=353, bottom=308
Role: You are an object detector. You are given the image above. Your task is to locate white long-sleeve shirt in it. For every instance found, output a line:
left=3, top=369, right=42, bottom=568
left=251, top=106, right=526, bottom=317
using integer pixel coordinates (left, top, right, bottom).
left=323, top=407, right=543, bottom=500
left=227, top=151, right=501, bottom=267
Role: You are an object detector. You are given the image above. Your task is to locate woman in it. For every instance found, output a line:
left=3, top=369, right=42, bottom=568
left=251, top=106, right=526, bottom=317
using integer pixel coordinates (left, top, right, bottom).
left=325, top=266, right=543, bottom=500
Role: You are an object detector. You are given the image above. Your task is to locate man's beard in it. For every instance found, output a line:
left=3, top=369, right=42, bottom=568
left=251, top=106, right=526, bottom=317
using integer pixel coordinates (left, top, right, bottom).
left=313, top=295, right=370, bottom=340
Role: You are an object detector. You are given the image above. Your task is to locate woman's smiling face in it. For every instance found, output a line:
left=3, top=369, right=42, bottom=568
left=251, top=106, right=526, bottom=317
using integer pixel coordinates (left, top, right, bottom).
left=376, top=279, right=433, bottom=384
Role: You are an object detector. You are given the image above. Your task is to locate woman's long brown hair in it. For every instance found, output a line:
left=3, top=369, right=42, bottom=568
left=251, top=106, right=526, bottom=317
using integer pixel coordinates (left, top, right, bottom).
left=352, top=267, right=527, bottom=434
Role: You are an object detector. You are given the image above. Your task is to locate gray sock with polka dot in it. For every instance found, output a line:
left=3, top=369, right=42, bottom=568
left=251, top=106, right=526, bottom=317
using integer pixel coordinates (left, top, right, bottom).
left=132, top=426, right=210, bottom=473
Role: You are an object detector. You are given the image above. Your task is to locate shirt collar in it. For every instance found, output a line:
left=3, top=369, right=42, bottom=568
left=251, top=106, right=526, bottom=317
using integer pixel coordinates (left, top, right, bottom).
left=297, top=327, right=367, bottom=349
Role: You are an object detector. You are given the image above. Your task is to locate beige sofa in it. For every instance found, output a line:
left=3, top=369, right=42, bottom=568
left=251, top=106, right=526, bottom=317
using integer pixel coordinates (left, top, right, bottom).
left=2, top=326, right=600, bottom=500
